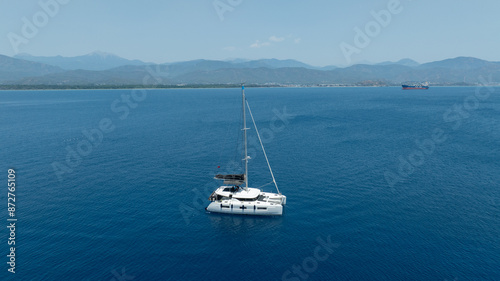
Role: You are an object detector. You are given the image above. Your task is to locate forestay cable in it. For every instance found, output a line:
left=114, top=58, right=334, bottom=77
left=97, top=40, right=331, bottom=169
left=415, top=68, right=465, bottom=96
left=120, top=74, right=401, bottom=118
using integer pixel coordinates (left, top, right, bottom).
left=245, top=100, right=281, bottom=194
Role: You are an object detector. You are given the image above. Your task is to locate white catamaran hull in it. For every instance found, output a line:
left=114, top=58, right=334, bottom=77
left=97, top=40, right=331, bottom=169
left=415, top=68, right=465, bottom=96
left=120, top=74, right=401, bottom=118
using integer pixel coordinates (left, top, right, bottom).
left=207, top=186, right=286, bottom=216
left=206, top=200, right=284, bottom=216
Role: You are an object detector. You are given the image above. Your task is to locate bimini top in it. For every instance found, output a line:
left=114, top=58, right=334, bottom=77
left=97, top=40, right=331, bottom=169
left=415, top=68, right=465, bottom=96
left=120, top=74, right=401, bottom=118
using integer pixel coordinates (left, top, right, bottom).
left=214, top=174, right=245, bottom=185
left=215, top=186, right=260, bottom=199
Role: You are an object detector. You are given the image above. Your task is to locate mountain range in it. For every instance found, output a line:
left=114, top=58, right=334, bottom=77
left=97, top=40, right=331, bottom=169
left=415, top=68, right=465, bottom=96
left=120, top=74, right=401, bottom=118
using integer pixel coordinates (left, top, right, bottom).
left=1, top=52, right=499, bottom=87
left=13, top=51, right=149, bottom=71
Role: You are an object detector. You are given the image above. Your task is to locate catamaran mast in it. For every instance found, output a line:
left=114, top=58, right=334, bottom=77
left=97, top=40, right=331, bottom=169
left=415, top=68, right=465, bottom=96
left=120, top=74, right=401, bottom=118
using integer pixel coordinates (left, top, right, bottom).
left=242, top=84, right=249, bottom=189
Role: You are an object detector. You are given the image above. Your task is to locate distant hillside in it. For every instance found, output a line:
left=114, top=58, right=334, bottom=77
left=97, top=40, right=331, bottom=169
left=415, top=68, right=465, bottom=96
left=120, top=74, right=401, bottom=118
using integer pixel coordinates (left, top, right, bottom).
left=174, top=67, right=332, bottom=84
left=3, top=55, right=500, bottom=86
left=377, top=58, right=420, bottom=67
left=14, top=51, right=149, bottom=71
left=236, top=59, right=315, bottom=69
left=418, top=56, right=500, bottom=69
left=0, top=54, right=63, bottom=82
left=15, top=65, right=173, bottom=85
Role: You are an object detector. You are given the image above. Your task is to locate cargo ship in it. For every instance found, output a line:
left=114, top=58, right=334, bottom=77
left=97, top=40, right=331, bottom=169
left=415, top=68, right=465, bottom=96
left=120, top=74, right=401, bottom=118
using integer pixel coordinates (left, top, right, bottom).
left=402, top=83, right=429, bottom=90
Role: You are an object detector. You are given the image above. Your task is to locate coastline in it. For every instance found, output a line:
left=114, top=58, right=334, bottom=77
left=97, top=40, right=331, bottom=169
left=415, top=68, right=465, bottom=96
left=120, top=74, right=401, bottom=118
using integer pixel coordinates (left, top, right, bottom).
left=0, top=83, right=487, bottom=91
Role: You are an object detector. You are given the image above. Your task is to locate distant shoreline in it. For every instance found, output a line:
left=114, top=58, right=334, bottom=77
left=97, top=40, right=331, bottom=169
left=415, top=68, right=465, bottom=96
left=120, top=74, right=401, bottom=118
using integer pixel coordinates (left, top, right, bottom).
left=0, top=84, right=483, bottom=90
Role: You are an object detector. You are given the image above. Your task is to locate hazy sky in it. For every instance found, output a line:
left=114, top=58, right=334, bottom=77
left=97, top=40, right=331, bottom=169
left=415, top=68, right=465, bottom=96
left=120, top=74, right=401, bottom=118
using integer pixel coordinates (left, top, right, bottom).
left=1, top=0, right=499, bottom=66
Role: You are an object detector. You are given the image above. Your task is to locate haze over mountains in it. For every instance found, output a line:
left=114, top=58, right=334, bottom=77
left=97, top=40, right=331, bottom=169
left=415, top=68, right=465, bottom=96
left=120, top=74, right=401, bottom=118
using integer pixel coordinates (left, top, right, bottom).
left=1, top=52, right=499, bottom=87
left=14, top=51, right=149, bottom=71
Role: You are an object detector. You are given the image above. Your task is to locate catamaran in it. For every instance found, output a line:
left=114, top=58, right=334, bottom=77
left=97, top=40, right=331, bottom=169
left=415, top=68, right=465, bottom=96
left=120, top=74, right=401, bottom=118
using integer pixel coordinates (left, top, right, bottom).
left=206, top=86, right=286, bottom=216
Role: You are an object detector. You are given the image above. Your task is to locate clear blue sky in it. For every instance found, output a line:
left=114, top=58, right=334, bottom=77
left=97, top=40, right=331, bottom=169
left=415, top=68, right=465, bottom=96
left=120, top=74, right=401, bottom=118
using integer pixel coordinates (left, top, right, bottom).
left=1, top=0, right=499, bottom=66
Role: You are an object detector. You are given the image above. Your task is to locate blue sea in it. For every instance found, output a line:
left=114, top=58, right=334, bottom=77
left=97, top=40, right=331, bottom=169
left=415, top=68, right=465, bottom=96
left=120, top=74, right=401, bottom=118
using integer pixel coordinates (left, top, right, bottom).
left=0, top=87, right=499, bottom=281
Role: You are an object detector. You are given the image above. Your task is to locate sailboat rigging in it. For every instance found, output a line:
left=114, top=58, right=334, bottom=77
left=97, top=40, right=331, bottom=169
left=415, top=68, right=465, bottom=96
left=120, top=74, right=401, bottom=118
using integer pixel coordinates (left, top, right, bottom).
left=206, top=85, right=287, bottom=216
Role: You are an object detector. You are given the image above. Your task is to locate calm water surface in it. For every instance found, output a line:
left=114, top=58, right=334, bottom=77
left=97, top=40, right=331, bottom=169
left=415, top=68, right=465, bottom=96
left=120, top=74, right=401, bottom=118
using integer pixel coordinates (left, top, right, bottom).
left=0, top=87, right=499, bottom=280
